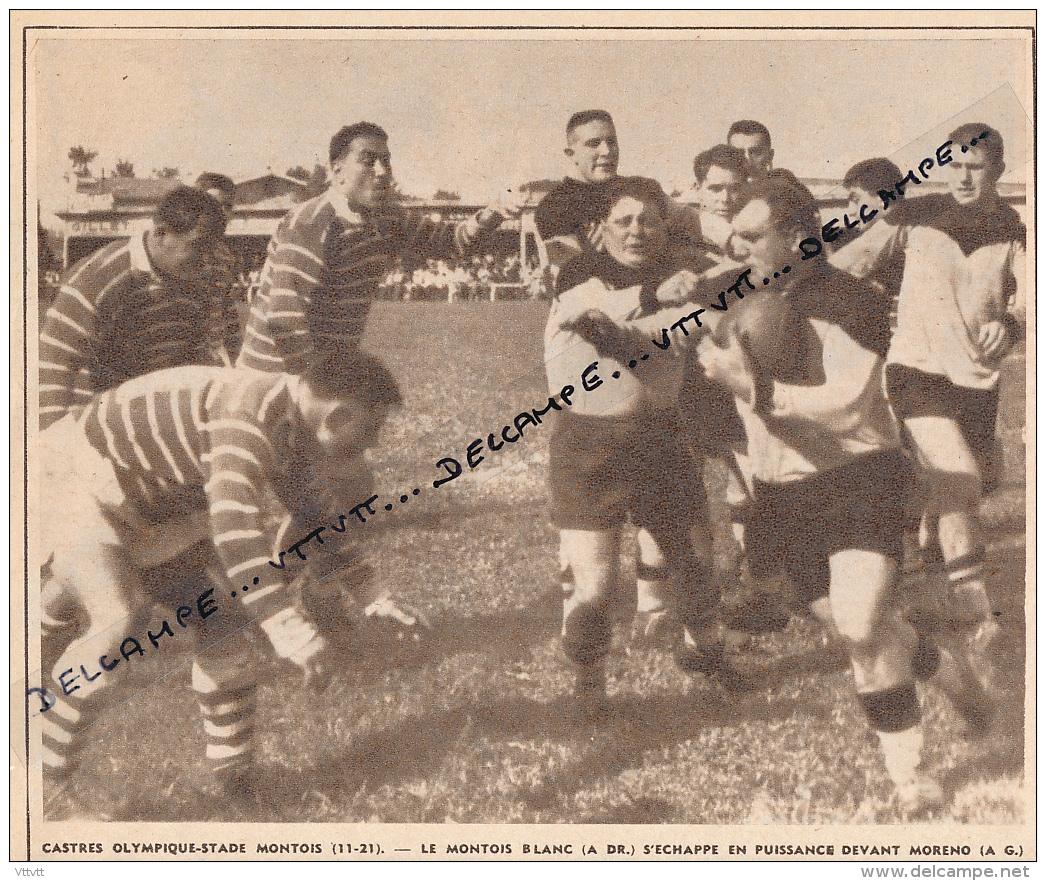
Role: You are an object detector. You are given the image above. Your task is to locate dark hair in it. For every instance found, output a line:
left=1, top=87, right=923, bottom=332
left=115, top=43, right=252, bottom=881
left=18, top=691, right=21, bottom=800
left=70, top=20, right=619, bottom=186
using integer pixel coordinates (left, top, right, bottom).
left=843, top=158, right=905, bottom=196
left=727, top=119, right=772, bottom=145
left=740, top=169, right=820, bottom=241
left=329, top=122, right=389, bottom=165
left=193, top=172, right=235, bottom=199
left=591, top=177, right=668, bottom=223
left=567, top=109, right=615, bottom=139
left=947, top=122, right=1004, bottom=177
left=303, top=346, right=403, bottom=407
left=693, top=144, right=747, bottom=184
left=154, top=186, right=226, bottom=236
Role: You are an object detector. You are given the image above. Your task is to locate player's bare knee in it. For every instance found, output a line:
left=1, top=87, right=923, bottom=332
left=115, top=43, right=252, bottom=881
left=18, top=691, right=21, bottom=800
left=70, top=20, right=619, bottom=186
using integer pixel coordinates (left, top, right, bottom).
left=836, top=616, right=878, bottom=650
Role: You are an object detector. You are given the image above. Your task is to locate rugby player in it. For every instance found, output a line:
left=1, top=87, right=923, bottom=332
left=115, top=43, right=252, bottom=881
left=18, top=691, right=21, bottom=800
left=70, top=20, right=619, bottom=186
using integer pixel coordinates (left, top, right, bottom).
left=829, top=158, right=906, bottom=314
left=727, top=120, right=774, bottom=180
left=235, top=121, right=515, bottom=629
left=619, top=172, right=991, bottom=809
left=38, top=351, right=401, bottom=808
left=691, top=143, right=747, bottom=249
left=545, top=178, right=750, bottom=719
left=835, top=124, right=1025, bottom=681
left=539, top=112, right=716, bottom=637
left=38, top=186, right=227, bottom=429
left=685, top=145, right=759, bottom=612
left=237, top=121, right=514, bottom=374
left=192, top=171, right=242, bottom=363
left=536, top=110, right=702, bottom=282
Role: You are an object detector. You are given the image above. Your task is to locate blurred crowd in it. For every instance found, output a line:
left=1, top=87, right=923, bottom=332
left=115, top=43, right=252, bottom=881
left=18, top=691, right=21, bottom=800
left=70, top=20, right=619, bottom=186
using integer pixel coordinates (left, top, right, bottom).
left=382, top=254, right=553, bottom=301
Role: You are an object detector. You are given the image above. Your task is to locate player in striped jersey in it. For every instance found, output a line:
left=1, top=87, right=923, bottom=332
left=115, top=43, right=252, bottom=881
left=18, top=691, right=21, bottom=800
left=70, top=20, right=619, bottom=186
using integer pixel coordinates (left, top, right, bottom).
left=37, top=350, right=401, bottom=805
left=38, top=186, right=228, bottom=429
left=237, top=121, right=514, bottom=374
left=236, top=121, right=514, bottom=633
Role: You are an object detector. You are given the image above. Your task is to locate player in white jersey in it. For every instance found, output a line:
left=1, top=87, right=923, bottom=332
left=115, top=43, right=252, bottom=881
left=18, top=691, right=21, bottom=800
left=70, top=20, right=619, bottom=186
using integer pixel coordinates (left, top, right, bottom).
left=602, top=173, right=993, bottom=810
left=833, top=124, right=1026, bottom=683
left=545, top=179, right=751, bottom=719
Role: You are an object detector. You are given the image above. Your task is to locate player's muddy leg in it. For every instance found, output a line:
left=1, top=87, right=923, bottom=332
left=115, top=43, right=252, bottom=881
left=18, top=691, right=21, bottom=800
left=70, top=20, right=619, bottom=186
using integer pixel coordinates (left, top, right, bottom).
left=830, top=548, right=942, bottom=812
left=905, top=416, right=997, bottom=684
left=559, top=529, right=619, bottom=719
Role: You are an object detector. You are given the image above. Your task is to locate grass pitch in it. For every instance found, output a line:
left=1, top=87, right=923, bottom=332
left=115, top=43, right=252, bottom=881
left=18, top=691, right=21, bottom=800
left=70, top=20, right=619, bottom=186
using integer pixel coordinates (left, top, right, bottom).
left=52, top=303, right=1028, bottom=825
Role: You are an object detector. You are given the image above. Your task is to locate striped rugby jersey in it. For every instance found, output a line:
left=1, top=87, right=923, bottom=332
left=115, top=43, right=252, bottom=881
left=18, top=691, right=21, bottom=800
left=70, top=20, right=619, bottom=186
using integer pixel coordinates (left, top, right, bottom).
left=80, top=365, right=312, bottom=621
left=39, top=231, right=224, bottom=430
left=237, top=191, right=493, bottom=373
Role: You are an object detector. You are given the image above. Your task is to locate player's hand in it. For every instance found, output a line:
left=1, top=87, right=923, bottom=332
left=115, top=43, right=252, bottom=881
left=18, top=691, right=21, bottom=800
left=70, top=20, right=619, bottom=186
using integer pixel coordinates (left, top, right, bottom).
left=259, top=606, right=328, bottom=667
left=977, top=320, right=1010, bottom=362
left=584, top=223, right=605, bottom=252
left=699, top=257, right=748, bottom=285
left=495, top=187, right=527, bottom=220
left=364, top=595, right=432, bottom=630
left=697, top=328, right=756, bottom=404
left=560, top=308, right=618, bottom=343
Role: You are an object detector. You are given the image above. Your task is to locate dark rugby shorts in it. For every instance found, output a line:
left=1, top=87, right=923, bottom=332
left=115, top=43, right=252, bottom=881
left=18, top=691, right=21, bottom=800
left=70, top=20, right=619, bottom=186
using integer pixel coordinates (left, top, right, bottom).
left=745, top=449, right=911, bottom=604
left=549, top=409, right=707, bottom=532
left=886, top=363, right=1000, bottom=478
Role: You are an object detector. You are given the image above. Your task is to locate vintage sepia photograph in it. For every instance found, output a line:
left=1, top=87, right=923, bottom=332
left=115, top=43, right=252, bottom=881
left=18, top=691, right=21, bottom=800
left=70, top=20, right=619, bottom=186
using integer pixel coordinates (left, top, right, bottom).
left=11, top=11, right=1035, bottom=863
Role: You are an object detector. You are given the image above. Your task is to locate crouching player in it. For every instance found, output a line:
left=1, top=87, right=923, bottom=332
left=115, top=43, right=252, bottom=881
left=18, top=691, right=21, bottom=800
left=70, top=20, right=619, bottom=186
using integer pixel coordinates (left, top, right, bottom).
left=36, top=350, right=401, bottom=807
left=693, top=174, right=991, bottom=810
left=544, top=179, right=750, bottom=720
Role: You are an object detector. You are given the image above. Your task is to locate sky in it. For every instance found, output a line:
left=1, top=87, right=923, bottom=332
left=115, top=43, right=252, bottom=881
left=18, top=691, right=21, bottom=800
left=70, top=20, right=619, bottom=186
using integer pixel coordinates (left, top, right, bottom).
left=30, top=31, right=1032, bottom=215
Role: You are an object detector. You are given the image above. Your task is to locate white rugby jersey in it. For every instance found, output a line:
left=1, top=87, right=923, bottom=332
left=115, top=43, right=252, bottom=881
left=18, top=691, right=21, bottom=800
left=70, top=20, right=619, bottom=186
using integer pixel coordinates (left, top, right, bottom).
left=833, top=193, right=1026, bottom=390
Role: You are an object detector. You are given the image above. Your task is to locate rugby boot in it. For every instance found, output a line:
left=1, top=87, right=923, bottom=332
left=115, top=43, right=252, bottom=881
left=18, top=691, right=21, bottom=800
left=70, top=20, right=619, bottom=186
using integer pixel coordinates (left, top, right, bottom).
left=676, top=639, right=757, bottom=694
left=893, top=773, right=946, bottom=815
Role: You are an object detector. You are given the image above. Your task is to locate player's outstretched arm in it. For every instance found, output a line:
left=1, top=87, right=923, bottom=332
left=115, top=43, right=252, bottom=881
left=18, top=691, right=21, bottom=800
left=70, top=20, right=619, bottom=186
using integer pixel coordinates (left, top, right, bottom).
left=39, top=285, right=97, bottom=429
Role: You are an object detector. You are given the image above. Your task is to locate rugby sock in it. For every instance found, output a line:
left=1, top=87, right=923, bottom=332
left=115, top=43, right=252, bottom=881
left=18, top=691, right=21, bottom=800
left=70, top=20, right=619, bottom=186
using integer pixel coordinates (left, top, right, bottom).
left=858, top=682, right=921, bottom=733
left=944, top=548, right=990, bottom=624
left=41, top=692, right=100, bottom=782
left=636, top=561, right=670, bottom=614
left=559, top=563, right=574, bottom=601
left=858, top=683, right=923, bottom=785
left=911, top=629, right=941, bottom=680
left=879, top=724, right=925, bottom=787
left=563, top=600, right=612, bottom=668
left=192, top=662, right=258, bottom=778
left=728, top=504, right=747, bottom=552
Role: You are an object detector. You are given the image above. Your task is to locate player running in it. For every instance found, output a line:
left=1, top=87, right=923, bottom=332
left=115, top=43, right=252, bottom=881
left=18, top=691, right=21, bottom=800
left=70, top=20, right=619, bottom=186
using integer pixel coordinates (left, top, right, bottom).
left=832, top=124, right=1026, bottom=683
left=538, top=111, right=715, bottom=638
left=38, top=186, right=227, bottom=429
left=600, top=173, right=993, bottom=809
left=37, top=351, right=401, bottom=811
left=545, top=178, right=751, bottom=720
